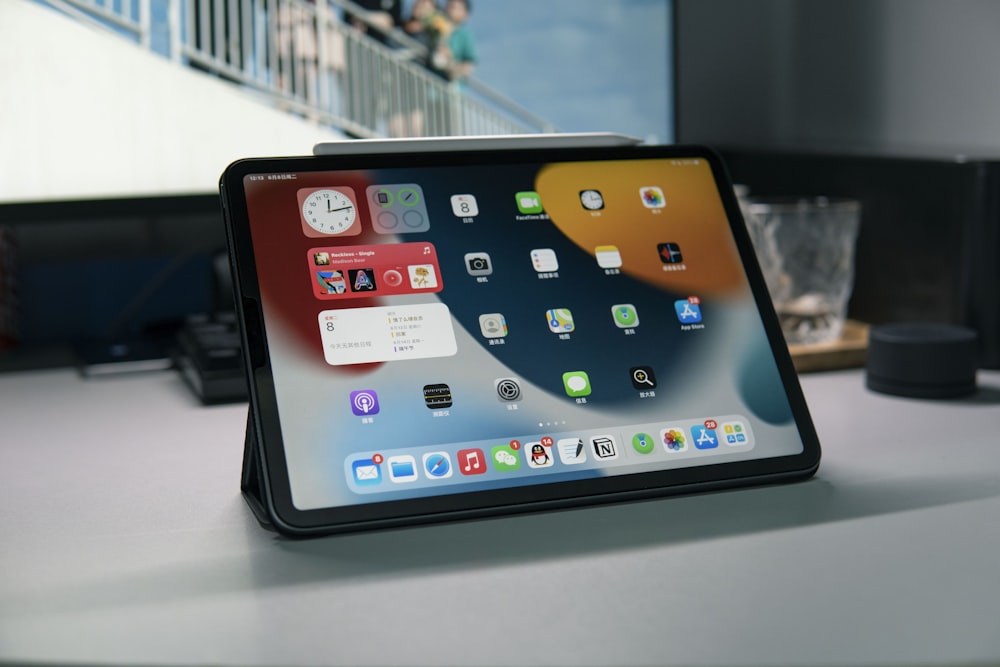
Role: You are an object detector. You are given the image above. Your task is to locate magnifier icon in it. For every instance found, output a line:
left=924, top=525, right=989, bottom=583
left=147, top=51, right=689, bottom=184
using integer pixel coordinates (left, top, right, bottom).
left=630, top=366, right=657, bottom=390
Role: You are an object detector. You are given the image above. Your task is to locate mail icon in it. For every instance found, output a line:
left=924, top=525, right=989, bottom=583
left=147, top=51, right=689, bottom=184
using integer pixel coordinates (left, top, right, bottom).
left=352, top=459, right=382, bottom=486
left=356, top=465, right=378, bottom=480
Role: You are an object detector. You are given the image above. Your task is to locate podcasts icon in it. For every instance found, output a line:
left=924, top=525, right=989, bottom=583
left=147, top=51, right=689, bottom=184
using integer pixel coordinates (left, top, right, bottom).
left=350, top=390, right=380, bottom=416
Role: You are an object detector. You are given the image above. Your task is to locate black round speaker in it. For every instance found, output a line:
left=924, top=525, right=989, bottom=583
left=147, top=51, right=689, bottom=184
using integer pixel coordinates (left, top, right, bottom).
left=865, top=323, right=979, bottom=398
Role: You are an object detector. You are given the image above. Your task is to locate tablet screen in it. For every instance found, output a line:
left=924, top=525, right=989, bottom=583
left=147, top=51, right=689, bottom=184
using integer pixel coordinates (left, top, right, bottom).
left=223, top=145, right=818, bottom=532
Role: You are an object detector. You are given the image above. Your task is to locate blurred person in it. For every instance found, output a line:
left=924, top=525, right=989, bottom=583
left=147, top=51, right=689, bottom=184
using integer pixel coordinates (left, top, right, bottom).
left=394, top=0, right=451, bottom=136
left=274, top=0, right=319, bottom=109
left=271, top=0, right=346, bottom=125
left=433, top=0, right=475, bottom=134
left=443, top=0, right=476, bottom=85
left=343, top=0, right=405, bottom=134
left=344, top=0, right=403, bottom=45
left=404, top=0, right=453, bottom=76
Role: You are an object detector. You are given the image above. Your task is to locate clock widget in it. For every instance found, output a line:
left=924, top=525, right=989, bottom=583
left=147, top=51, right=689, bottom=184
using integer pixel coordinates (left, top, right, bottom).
left=579, top=189, right=605, bottom=211
left=298, top=187, right=362, bottom=238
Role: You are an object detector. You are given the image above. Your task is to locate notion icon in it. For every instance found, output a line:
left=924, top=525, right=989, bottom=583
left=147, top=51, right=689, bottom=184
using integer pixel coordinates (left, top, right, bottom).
left=350, top=389, right=380, bottom=416
left=591, top=435, right=619, bottom=460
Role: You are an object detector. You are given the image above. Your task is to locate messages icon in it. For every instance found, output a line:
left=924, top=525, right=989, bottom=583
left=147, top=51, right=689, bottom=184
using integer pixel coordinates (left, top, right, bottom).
left=562, top=371, right=592, bottom=398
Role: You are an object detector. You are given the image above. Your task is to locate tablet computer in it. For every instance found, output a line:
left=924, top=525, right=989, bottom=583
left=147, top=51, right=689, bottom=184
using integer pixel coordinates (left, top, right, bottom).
left=220, top=143, right=820, bottom=537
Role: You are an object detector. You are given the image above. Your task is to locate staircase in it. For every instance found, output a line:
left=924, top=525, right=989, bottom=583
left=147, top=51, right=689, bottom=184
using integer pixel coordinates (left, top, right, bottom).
left=37, top=0, right=553, bottom=138
left=1, top=0, right=555, bottom=203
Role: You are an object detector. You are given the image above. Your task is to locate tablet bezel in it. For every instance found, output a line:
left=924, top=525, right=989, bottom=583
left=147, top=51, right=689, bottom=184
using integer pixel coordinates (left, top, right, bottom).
left=220, top=144, right=821, bottom=536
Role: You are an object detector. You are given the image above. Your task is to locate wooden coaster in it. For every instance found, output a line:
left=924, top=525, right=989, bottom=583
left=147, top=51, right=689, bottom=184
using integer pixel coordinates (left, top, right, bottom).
left=788, top=320, right=869, bottom=373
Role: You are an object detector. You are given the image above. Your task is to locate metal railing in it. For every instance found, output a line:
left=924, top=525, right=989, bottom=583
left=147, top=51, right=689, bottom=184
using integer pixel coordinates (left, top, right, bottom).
left=38, top=0, right=557, bottom=138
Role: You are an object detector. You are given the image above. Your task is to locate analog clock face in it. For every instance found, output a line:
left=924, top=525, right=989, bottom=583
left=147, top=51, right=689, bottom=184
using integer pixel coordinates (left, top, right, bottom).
left=300, top=188, right=360, bottom=237
left=580, top=189, right=605, bottom=211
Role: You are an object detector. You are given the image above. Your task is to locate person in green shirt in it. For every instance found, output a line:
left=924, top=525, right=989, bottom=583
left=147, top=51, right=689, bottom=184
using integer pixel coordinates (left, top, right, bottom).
left=444, top=0, right=476, bottom=86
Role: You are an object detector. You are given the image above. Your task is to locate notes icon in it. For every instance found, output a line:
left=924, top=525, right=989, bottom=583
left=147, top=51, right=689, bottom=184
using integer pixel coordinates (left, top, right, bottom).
left=457, top=448, right=486, bottom=475
left=595, top=245, right=622, bottom=269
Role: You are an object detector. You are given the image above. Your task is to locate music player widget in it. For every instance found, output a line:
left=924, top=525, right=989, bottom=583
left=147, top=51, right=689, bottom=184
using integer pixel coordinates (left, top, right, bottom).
left=308, top=242, right=442, bottom=300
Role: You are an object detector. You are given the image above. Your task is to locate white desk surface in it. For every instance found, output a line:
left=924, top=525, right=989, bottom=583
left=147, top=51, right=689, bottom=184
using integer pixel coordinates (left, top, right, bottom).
left=2, top=367, right=999, bottom=666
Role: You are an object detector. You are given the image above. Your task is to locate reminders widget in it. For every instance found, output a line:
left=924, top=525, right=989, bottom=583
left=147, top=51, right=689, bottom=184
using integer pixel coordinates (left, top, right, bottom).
left=309, top=242, right=442, bottom=300
left=319, top=303, right=458, bottom=365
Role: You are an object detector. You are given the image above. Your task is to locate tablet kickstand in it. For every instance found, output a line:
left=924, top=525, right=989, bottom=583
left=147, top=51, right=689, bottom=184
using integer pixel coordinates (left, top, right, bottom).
left=241, top=410, right=276, bottom=531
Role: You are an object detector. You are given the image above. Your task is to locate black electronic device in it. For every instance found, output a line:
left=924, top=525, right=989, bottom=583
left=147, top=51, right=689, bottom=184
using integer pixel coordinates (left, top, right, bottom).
left=221, top=142, right=820, bottom=536
left=172, top=312, right=248, bottom=404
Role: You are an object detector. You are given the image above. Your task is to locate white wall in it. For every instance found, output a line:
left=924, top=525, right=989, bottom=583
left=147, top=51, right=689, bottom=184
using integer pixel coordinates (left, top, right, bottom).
left=676, top=0, right=1000, bottom=155
left=0, top=0, right=344, bottom=204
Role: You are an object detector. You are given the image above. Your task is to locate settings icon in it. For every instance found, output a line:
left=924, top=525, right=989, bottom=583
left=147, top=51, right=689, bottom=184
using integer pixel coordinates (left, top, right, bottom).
left=494, top=378, right=522, bottom=402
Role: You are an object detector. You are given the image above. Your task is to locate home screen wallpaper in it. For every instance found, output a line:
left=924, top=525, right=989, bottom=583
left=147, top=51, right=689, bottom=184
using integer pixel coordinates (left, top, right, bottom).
left=242, top=156, right=802, bottom=511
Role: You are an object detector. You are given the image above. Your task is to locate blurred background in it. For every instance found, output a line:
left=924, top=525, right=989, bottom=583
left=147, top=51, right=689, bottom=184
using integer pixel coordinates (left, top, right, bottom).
left=2, top=0, right=999, bottom=379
